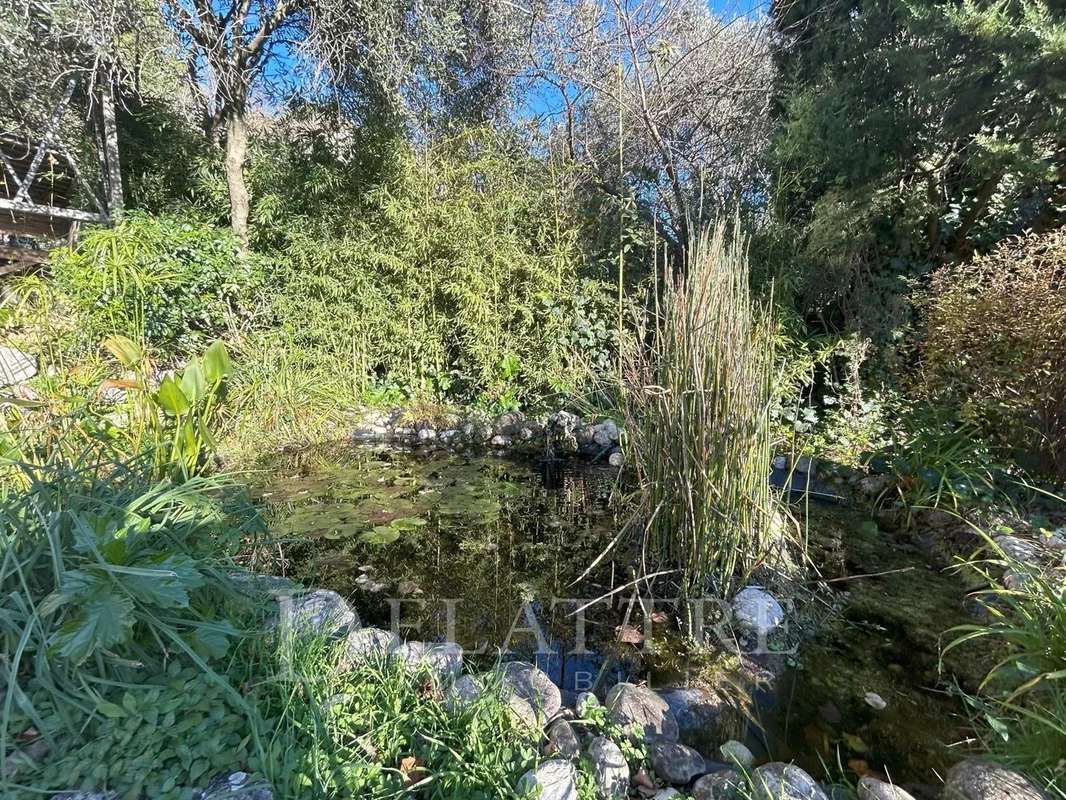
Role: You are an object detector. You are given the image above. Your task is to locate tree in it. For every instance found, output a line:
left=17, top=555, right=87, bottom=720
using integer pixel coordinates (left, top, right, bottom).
left=162, top=0, right=309, bottom=244
left=519, top=0, right=773, bottom=257
left=769, top=0, right=1066, bottom=337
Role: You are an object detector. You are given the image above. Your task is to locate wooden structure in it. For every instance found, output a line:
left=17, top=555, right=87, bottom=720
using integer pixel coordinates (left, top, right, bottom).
left=0, top=78, right=122, bottom=274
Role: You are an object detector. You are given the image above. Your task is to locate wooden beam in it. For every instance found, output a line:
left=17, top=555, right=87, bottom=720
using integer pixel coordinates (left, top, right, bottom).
left=0, top=197, right=108, bottom=224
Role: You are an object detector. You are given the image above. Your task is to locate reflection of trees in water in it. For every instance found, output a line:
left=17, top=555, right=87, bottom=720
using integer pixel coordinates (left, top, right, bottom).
left=268, top=451, right=628, bottom=660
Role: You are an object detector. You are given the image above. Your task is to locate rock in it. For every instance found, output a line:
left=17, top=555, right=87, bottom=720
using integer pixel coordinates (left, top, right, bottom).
left=517, top=759, right=578, bottom=800
left=439, top=429, right=459, bottom=444
left=0, top=347, right=36, bottom=386
left=750, top=763, right=828, bottom=800
left=197, top=772, right=274, bottom=799
left=52, top=794, right=119, bottom=800
left=794, top=455, right=815, bottom=474
left=731, top=587, right=785, bottom=637
left=395, top=641, right=463, bottom=682
left=650, top=740, right=705, bottom=784
left=546, top=719, right=581, bottom=759
left=506, top=693, right=540, bottom=729
left=1002, top=569, right=1033, bottom=590
left=863, top=691, right=887, bottom=710
left=278, top=590, right=356, bottom=639
left=353, top=424, right=390, bottom=440
left=592, top=419, right=620, bottom=446
left=501, top=661, right=562, bottom=720
left=354, top=572, right=387, bottom=592
left=444, top=674, right=483, bottom=714
left=588, top=736, right=629, bottom=799
left=657, top=687, right=731, bottom=751
left=654, top=790, right=683, bottom=800
left=718, top=740, right=754, bottom=769
left=991, top=535, right=1042, bottom=564
left=575, top=691, right=600, bottom=717
left=942, top=759, right=1051, bottom=800
left=857, top=474, right=892, bottom=498
left=607, top=449, right=625, bottom=467
left=857, top=777, right=918, bottom=800
left=339, top=627, right=397, bottom=669
left=607, top=683, right=679, bottom=744
left=692, top=769, right=746, bottom=800
left=518, top=427, right=535, bottom=441
left=495, top=412, right=526, bottom=437
left=490, top=434, right=511, bottom=447
left=417, top=428, right=437, bottom=442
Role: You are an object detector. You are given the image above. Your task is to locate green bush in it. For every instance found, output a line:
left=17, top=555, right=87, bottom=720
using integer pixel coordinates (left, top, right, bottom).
left=923, top=229, right=1066, bottom=481
left=264, top=129, right=612, bottom=408
left=50, top=214, right=265, bottom=359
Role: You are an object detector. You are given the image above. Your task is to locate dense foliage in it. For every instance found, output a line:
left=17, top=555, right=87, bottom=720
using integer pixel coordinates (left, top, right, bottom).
left=49, top=215, right=263, bottom=359
left=769, top=0, right=1066, bottom=343
left=923, top=228, right=1066, bottom=480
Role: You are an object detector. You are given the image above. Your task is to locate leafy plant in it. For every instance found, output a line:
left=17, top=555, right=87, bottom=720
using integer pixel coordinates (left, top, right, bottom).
left=945, top=518, right=1066, bottom=792
left=867, top=404, right=1010, bottom=524
left=49, top=213, right=264, bottom=359
left=0, top=462, right=263, bottom=792
left=103, top=336, right=233, bottom=481
left=20, top=663, right=258, bottom=800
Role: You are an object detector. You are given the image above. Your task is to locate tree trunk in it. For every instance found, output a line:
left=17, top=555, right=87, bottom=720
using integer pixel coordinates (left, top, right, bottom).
left=224, top=110, right=250, bottom=246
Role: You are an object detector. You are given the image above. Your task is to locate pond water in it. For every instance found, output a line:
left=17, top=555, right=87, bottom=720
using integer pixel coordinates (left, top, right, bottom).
left=250, top=444, right=981, bottom=793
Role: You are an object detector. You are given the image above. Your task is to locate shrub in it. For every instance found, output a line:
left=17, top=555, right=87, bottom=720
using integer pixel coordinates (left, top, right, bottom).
left=923, top=229, right=1066, bottom=481
left=622, top=222, right=780, bottom=596
left=265, top=129, right=612, bottom=408
left=49, top=213, right=265, bottom=359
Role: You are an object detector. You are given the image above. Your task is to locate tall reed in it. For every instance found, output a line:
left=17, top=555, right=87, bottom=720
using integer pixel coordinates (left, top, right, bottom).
left=622, top=222, right=777, bottom=596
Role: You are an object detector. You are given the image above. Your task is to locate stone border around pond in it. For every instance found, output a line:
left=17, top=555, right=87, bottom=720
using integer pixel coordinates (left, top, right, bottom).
left=351, top=407, right=625, bottom=465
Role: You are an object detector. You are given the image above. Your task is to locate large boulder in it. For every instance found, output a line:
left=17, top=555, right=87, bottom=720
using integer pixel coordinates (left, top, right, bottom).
left=501, top=661, right=562, bottom=720
left=606, top=682, right=679, bottom=744
left=650, top=740, right=706, bottom=785
left=943, top=759, right=1051, bottom=800
left=0, top=347, right=36, bottom=386
left=657, top=687, right=734, bottom=752
left=587, top=736, right=629, bottom=799
left=750, top=763, right=828, bottom=800
left=857, top=777, right=918, bottom=800
left=517, top=759, right=578, bottom=800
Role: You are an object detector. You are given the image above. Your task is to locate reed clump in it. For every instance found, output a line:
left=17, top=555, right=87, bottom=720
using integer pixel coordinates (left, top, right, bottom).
left=623, top=221, right=778, bottom=596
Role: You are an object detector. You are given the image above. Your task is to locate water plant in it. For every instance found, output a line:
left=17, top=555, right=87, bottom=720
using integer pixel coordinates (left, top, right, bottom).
left=621, top=221, right=780, bottom=597
left=102, top=336, right=233, bottom=481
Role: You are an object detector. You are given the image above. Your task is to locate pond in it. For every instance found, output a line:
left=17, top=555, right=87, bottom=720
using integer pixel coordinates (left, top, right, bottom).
left=249, top=443, right=981, bottom=793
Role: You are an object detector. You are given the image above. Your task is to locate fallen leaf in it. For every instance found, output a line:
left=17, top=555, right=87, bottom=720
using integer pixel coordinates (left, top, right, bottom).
left=615, top=624, right=644, bottom=645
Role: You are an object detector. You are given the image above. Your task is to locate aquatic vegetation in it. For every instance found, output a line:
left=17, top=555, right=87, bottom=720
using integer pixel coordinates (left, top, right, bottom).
left=622, top=222, right=780, bottom=596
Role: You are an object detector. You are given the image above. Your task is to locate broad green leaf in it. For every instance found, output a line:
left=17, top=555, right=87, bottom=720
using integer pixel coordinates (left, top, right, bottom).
left=202, top=340, right=232, bottom=384
left=155, top=375, right=190, bottom=416
left=180, top=359, right=207, bottom=404
left=52, top=589, right=135, bottom=663
left=102, top=335, right=143, bottom=368
left=120, top=555, right=204, bottom=608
